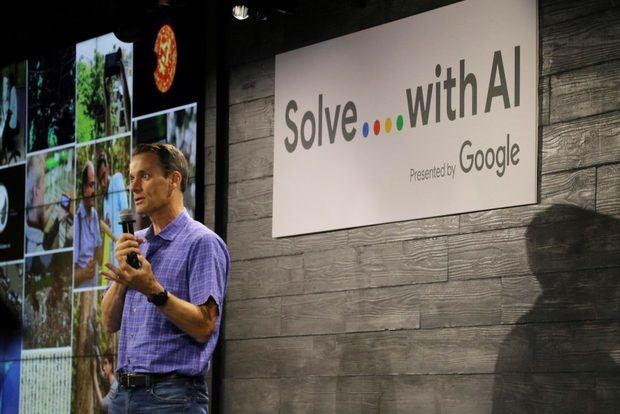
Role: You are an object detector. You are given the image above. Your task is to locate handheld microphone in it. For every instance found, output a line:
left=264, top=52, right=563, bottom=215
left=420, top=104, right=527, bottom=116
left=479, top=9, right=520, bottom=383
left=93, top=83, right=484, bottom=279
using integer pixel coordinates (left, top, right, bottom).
left=119, top=209, right=141, bottom=269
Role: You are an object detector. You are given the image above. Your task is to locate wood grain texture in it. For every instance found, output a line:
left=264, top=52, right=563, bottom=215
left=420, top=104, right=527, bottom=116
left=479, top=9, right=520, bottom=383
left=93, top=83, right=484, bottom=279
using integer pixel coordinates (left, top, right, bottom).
left=227, top=255, right=304, bottom=301
left=501, top=268, right=620, bottom=324
left=597, top=163, right=620, bottom=217
left=532, top=321, right=620, bottom=372
left=459, top=169, right=596, bottom=232
left=359, top=237, right=448, bottom=287
left=347, top=215, right=459, bottom=246
left=338, top=326, right=523, bottom=376
left=282, top=291, right=348, bottom=336
left=540, top=76, right=550, bottom=126
left=228, top=176, right=273, bottom=223
left=542, top=8, right=620, bottom=76
left=228, top=217, right=349, bottom=261
left=541, top=0, right=617, bottom=27
left=280, top=377, right=338, bottom=414
left=550, top=60, right=620, bottom=124
left=224, top=296, right=281, bottom=339
left=229, top=97, right=274, bottom=144
left=347, top=278, right=500, bottom=331
left=224, top=335, right=341, bottom=378
left=303, top=247, right=363, bottom=294
left=229, top=136, right=273, bottom=183
left=542, top=111, right=620, bottom=173
left=448, top=227, right=529, bottom=280
left=596, top=373, right=620, bottom=413
left=221, top=378, right=280, bottom=414
left=493, top=373, right=596, bottom=414
left=229, top=58, right=274, bottom=105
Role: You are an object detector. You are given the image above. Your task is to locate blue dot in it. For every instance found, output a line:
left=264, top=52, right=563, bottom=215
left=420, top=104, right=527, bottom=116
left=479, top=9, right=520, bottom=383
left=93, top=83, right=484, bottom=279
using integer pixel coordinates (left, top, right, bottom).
left=362, top=122, right=369, bottom=137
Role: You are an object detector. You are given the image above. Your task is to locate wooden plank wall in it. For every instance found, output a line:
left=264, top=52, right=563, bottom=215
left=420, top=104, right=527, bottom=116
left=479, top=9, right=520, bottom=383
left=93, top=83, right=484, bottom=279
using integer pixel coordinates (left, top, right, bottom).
left=205, top=1, right=620, bottom=412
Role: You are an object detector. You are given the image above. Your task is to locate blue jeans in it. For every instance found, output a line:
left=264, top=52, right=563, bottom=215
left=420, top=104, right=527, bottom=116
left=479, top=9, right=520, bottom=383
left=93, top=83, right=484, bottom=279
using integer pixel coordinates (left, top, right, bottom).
left=109, top=376, right=209, bottom=414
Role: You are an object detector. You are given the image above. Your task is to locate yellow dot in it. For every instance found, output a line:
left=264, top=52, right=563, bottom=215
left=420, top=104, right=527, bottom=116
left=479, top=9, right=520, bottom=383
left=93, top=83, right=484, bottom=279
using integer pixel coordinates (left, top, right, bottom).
left=385, top=118, right=392, bottom=133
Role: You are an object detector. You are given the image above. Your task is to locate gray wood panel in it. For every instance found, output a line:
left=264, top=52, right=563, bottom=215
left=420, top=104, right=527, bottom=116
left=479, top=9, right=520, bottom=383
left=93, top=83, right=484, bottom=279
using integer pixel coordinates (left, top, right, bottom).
left=229, top=97, right=274, bottom=144
left=280, top=377, right=337, bottom=414
left=347, top=278, right=500, bottom=330
left=359, top=237, right=448, bottom=287
left=501, top=268, right=620, bottom=324
left=229, top=58, right=274, bottom=105
left=228, top=176, right=273, bottom=223
left=224, top=296, right=281, bottom=339
left=224, top=335, right=341, bottom=378
left=542, top=8, right=620, bottom=76
left=338, top=325, right=523, bottom=376
left=448, top=227, right=529, bottom=280
left=229, top=136, right=273, bottom=183
left=540, top=76, right=550, bottom=126
left=597, top=163, right=620, bottom=217
left=282, top=291, right=348, bottom=336
left=541, top=0, right=617, bottom=27
left=596, top=374, right=620, bottom=413
left=228, top=217, right=349, bottom=261
left=542, top=111, right=620, bottom=174
left=493, top=373, right=596, bottom=414
left=222, top=378, right=280, bottom=414
left=227, top=255, right=304, bottom=301
left=303, top=247, right=364, bottom=293
left=347, top=215, right=459, bottom=246
left=459, top=169, right=596, bottom=232
left=533, top=321, right=620, bottom=372
left=550, top=59, right=620, bottom=124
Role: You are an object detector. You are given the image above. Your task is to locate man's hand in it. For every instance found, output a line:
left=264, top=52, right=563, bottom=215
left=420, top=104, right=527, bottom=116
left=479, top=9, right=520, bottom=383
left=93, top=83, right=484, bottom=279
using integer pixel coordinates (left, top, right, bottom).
left=100, top=234, right=162, bottom=296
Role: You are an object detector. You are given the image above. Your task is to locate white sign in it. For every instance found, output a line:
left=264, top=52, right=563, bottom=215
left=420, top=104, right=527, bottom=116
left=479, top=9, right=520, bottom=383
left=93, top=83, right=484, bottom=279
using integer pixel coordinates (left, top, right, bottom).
left=274, top=0, right=538, bottom=237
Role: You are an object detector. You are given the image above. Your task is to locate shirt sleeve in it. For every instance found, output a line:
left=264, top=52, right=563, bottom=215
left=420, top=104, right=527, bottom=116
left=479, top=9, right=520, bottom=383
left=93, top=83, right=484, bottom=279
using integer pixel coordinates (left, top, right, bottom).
left=187, top=233, right=230, bottom=311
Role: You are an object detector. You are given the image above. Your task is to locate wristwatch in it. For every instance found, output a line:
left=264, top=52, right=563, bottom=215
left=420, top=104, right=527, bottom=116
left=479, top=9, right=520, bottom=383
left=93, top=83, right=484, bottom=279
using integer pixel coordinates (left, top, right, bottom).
left=147, top=289, right=169, bottom=306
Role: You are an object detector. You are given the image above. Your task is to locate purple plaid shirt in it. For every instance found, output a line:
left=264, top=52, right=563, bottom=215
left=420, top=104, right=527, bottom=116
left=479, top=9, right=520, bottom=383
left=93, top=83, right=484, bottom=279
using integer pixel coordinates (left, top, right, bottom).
left=112, top=209, right=229, bottom=376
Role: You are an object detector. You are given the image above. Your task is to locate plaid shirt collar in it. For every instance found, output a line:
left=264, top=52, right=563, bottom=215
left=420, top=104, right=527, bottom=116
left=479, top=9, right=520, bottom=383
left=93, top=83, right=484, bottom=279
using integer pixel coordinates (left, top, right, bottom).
left=144, top=209, right=190, bottom=242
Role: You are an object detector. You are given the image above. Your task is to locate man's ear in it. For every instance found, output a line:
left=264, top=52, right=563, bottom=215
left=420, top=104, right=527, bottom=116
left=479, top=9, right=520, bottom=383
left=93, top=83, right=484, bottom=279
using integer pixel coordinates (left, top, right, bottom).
left=170, top=170, right=182, bottom=190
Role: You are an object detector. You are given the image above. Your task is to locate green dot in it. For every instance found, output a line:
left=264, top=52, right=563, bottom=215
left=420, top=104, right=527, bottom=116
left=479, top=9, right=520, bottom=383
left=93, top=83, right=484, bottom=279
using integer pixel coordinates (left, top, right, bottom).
left=396, top=115, right=404, bottom=131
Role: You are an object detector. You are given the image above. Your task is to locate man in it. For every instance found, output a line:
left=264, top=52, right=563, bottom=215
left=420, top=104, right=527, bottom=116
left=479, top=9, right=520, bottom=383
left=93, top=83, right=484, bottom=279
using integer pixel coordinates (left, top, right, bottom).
left=74, top=160, right=103, bottom=288
left=97, top=150, right=129, bottom=266
left=25, top=155, right=70, bottom=252
left=101, top=143, right=229, bottom=414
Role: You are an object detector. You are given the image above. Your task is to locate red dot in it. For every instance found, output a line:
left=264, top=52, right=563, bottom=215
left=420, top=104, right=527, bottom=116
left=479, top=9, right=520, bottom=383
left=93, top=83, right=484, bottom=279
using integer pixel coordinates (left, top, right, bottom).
left=373, top=120, right=380, bottom=135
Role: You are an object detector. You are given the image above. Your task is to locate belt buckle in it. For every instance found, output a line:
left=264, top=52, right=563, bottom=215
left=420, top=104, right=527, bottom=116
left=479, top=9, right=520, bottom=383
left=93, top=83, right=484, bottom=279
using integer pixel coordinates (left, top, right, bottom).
left=122, top=372, right=144, bottom=388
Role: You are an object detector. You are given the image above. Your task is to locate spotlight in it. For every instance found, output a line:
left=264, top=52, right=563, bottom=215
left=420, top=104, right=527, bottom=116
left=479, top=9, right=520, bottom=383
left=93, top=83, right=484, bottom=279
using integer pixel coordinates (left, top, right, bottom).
left=232, top=3, right=250, bottom=20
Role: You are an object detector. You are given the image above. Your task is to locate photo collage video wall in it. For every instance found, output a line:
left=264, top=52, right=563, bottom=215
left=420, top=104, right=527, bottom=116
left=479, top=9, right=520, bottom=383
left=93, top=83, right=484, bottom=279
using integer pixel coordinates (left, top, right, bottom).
left=0, top=18, right=202, bottom=413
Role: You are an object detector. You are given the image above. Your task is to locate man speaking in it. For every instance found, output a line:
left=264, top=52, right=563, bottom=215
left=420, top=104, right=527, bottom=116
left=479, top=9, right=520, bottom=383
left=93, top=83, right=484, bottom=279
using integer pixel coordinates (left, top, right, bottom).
left=101, top=143, right=229, bottom=413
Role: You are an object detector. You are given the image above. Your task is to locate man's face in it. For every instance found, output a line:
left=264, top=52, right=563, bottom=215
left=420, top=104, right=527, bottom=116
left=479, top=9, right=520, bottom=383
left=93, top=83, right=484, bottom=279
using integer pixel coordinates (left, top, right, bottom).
left=97, top=163, right=109, bottom=195
left=83, top=165, right=96, bottom=209
left=129, top=152, right=172, bottom=216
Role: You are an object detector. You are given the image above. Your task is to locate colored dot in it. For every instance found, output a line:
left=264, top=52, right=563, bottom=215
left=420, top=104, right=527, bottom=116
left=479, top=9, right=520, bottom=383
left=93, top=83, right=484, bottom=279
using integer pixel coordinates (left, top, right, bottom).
left=396, top=115, right=404, bottom=131
left=373, top=120, right=380, bottom=136
left=362, top=122, right=369, bottom=137
left=385, top=118, right=392, bottom=133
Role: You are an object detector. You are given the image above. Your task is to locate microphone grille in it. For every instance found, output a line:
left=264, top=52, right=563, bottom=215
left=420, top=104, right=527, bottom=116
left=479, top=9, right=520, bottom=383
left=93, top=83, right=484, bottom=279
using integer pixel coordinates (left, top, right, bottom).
left=119, top=209, right=134, bottom=222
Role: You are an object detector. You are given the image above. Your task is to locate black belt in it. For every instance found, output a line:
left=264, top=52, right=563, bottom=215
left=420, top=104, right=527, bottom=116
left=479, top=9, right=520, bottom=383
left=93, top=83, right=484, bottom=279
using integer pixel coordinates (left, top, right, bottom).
left=118, top=372, right=202, bottom=388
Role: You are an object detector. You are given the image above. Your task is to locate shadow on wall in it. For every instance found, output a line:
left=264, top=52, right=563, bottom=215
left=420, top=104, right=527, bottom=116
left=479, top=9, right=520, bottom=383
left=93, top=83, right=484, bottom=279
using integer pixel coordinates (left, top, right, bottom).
left=493, top=204, right=620, bottom=413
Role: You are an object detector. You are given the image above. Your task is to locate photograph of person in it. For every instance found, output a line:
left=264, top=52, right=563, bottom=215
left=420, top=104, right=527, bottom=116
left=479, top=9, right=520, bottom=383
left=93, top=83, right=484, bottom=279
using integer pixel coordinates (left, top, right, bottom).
left=76, top=33, right=133, bottom=143
left=0, top=165, right=25, bottom=262
left=23, top=251, right=72, bottom=349
left=25, top=149, right=74, bottom=253
left=74, top=159, right=103, bottom=289
left=96, top=135, right=130, bottom=268
left=0, top=61, right=26, bottom=166
left=27, top=48, right=75, bottom=152
left=71, top=290, right=117, bottom=414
